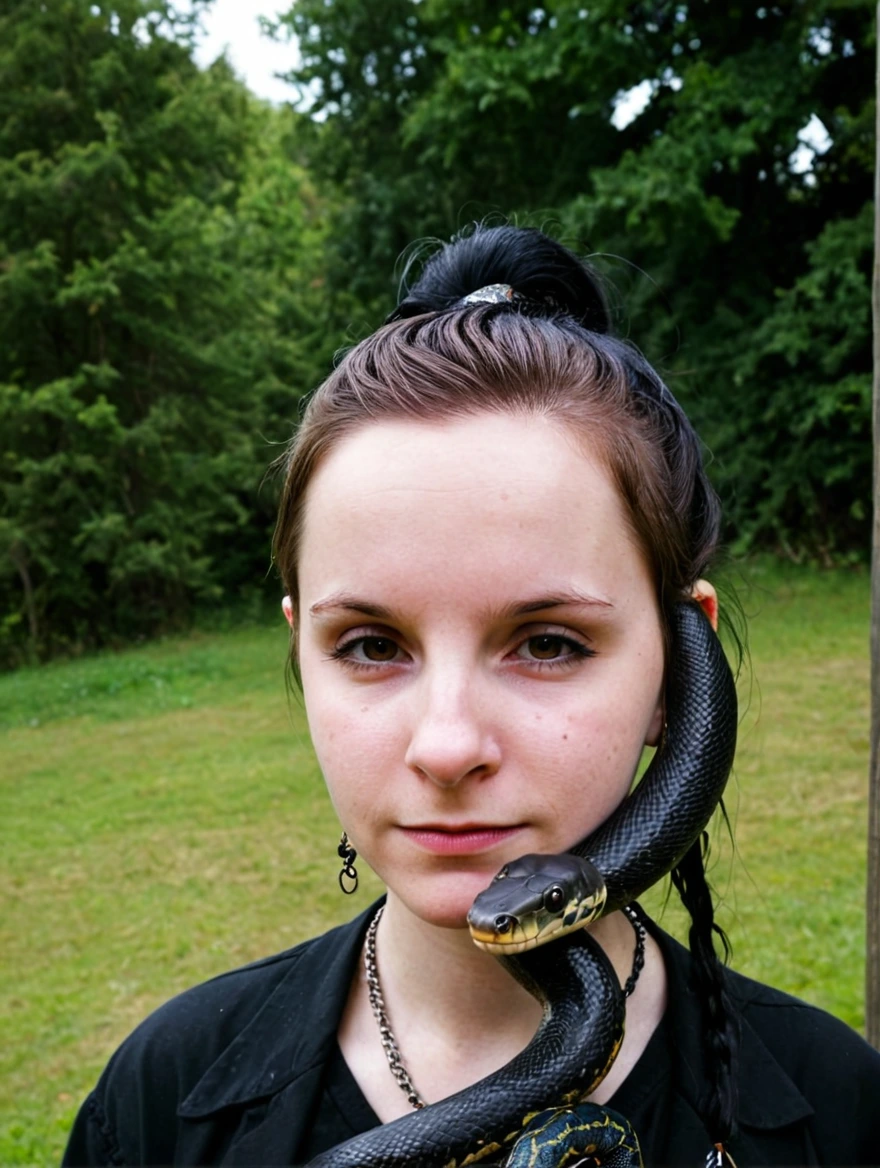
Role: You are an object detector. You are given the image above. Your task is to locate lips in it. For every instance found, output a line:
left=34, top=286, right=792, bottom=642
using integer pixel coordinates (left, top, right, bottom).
left=399, top=824, right=524, bottom=856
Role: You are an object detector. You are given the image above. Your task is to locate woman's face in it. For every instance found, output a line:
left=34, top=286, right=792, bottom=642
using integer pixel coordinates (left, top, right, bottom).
left=294, top=413, right=665, bottom=929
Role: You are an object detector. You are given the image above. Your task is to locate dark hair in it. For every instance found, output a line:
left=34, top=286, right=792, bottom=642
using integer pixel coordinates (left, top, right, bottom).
left=671, top=834, right=739, bottom=1144
left=276, top=226, right=721, bottom=631
left=273, top=223, right=737, bottom=1144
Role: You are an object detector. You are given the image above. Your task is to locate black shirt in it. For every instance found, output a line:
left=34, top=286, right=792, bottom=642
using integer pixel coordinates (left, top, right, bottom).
left=63, top=902, right=880, bottom=1166
left=300, top=1044, right=379, bottom=1159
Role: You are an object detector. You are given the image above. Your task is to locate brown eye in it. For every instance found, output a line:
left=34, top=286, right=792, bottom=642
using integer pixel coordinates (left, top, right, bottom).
left=515, top=633, right=592, bottom=666
left=362, top=637, right=398, bottom=662
left=528, top=635, right=566, bottom=660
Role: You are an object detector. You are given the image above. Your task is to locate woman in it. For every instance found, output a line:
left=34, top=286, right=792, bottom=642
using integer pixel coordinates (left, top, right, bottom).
left=63, top=226, right=880, bottom=1167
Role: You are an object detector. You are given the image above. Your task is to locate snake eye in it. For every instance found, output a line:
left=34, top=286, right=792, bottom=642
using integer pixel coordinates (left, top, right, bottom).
left=544, top=885, right=565, bottom=912
left=495, top=865, right=509, bottom=880
left=494, top=914, right=515, bottom=935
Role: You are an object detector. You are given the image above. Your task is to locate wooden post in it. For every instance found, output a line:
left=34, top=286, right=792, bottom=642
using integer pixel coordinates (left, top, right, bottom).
left=868, top=0, right=880, bottom=1051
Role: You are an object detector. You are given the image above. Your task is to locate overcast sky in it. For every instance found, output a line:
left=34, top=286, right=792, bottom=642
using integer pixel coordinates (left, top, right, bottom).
left=191, top=4, right=657, bottom=125
left=191, top=0, right=300, bottom=104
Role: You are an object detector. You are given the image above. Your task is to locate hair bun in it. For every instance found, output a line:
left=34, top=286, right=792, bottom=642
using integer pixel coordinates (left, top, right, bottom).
left=388, top=225, right=611, bottom=334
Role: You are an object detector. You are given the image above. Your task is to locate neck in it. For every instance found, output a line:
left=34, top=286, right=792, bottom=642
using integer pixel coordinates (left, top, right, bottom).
left=375, top=893, right=641, bottom=1046
left=377, top=893, right=538, bottom=1043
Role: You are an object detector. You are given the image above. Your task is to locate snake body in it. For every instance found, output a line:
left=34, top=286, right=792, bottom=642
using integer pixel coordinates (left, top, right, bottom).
left=305, top=602, right=737, bottom=1168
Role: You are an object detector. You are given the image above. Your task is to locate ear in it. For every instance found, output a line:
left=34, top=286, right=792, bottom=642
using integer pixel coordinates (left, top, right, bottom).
left=645, top=579, right=719, bottom=748
left=282, top=595, right=295, bottom=630
left=691, top=578, right=718, bottom=632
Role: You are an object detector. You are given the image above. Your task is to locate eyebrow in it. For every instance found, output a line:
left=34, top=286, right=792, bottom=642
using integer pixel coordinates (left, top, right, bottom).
left=503, top=592, right=615, bottom=617
left=309, top=593, right=394, bottom=619
left=308, top=590, right=614, bottom=620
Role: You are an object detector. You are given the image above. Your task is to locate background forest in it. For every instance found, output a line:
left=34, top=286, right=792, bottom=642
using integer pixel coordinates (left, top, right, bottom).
left=0, top=0, right=873, bottom=668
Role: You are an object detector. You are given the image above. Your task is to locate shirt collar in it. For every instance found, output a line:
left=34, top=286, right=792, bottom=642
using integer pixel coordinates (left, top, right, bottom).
left=179, top=902, right=378, bottom=1118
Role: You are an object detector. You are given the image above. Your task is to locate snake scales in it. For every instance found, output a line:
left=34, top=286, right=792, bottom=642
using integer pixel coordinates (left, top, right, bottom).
left=305, top=602, right=737, bottom=1168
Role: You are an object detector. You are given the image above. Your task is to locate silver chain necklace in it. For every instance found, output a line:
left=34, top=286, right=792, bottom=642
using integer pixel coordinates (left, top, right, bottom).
left=364, top=905, right=426, bottom=1108
left=364, top=901, right=647, bottom=1110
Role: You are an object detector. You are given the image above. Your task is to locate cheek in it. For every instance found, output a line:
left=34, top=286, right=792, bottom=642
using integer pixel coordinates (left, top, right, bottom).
left=532, top=702, right=654, bottom=843
left=303, top=685, right=400, bottom=819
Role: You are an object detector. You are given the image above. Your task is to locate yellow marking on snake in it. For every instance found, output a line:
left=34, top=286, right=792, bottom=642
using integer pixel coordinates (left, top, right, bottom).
left=457, top=1141, right=504, bottom=1166
left=516, top=1110, right=633, bottom=1168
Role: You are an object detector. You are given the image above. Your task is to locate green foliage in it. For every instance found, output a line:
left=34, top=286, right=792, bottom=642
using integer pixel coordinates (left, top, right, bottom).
left=279, top=0, right=874, bottom=559
left=720, top=206, right=872, bottom=558
left=0, top=0, right=327, bottom=667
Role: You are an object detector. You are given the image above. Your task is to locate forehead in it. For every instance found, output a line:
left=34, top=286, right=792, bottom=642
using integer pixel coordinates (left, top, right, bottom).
left=298, top=414, right=650, bottom=608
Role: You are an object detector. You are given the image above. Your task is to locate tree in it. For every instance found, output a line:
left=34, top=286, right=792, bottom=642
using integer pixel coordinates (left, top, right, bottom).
left=0, top=0, right=324, bottom=665
left=867, top=0, right=879, bottom=1051
left=278, top=0, right=874, bottom=557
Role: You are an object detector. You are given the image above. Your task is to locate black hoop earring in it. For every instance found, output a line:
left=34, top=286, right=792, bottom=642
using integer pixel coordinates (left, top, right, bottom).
left=337, top=832, right=358, bottom=894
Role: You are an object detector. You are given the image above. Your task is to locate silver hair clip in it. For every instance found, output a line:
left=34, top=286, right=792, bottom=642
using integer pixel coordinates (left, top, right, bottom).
left=458, top=283, right=516, bottom=306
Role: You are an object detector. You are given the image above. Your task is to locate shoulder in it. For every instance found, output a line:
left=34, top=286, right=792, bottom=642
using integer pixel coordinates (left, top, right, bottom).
left=656, top=919, right=880, bottom=1083
left=727, top=966, right=880, bottom=1159
left=63, top=905, right=376, bottom=1167
left=656, top=924, right=880, bottom=1160
left=102, top=938, right=313, bottom=1092
left=724, top=962, right=880, bottom=1091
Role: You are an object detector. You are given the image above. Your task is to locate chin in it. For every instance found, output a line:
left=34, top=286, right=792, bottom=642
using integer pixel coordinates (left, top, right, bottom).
left=393, top=869, right=499, bottom=931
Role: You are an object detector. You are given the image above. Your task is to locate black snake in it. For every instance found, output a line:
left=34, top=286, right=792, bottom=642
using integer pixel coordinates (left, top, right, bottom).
left=305, top=602, right=737, bottom=1167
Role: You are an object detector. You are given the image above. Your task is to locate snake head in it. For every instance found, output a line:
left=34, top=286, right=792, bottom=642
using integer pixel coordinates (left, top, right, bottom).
left=467, top=853, right=607, bottom=954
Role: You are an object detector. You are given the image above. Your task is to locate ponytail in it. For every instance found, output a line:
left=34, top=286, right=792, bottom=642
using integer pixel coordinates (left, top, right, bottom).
left=670, top=833, right=739, bottom=1146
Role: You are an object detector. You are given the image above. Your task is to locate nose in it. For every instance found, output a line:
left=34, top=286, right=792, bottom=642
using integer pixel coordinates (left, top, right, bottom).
left=404, top=666, right=501, bottom=788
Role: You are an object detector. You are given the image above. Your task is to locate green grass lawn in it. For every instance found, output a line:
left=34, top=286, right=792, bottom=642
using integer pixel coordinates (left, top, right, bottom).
left=0, top=560, right=872, bottom=1165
